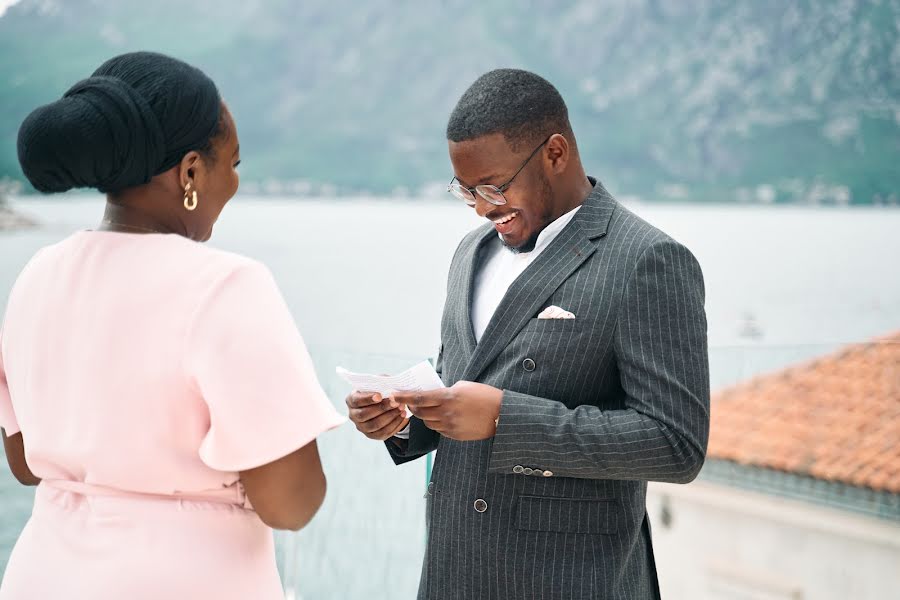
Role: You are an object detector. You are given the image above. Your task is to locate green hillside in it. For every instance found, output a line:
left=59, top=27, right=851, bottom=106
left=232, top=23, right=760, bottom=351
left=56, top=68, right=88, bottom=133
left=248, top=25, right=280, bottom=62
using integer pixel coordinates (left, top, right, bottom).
left=1, top=0, right=898, bottom=203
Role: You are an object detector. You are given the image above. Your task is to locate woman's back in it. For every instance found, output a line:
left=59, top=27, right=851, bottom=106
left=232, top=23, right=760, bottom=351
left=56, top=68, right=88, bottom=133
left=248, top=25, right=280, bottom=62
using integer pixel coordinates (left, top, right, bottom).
left=0, top=231, right=344, bottom=598
left=8, top=231, right=268, bottom=492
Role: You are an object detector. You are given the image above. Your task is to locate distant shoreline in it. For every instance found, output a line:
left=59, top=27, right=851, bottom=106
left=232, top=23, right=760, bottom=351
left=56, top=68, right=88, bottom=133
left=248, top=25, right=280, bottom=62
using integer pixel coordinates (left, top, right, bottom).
left=3, top=189, right=900, bottom=214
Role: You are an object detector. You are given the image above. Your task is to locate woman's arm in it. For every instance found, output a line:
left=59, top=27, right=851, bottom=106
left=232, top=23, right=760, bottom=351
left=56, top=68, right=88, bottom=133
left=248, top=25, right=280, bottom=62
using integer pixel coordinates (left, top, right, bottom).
left=2, top=429, right=40, bottom=486
left=239, top=439, right=326, bottom=531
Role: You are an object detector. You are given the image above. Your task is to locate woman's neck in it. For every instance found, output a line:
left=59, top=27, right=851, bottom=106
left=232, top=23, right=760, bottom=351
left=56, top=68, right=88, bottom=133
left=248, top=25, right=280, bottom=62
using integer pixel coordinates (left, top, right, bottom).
left=99, top=199, right=181, bottom=236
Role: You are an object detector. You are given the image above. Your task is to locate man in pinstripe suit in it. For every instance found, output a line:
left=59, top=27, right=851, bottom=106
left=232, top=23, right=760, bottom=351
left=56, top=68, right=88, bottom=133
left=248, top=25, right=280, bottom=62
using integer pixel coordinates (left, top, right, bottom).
left=346, top=69, right=710, bottom=599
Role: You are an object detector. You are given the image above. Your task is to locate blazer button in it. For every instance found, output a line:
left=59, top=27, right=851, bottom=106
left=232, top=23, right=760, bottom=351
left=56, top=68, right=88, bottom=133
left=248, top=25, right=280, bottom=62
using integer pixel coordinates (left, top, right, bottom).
left=543, top=470, right=553, bottom=477
left=522, top=358, right=536, bottom=372
left=474, top=498, right=488, bottom=513
left=513, top=465, right=524, bottom=474
left=523, top=467, right=534, bottom=475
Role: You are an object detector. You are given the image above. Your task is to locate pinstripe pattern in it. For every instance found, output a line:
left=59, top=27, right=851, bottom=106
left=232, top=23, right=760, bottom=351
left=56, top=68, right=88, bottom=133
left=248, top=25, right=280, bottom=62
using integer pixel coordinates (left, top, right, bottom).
left=388, top=179, right=710, bottom=599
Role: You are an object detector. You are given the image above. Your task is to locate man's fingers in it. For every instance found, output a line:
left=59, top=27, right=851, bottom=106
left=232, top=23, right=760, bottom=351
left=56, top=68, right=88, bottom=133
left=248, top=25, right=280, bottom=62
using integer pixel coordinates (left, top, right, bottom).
left=349, top=402, right=397, bottom=423
left=369, top=414, right=408, bottom=440
left=387, top=417, right=410, bottom=438
left=408, top=406, right=450, bottom=429
left=407, top=405, right=445, bottom=421
left=345, top=391, right=378, bottom=408
left=393, top=390, right=444, bottom=408
left=346, top=391, right=397, bottom=409
left=418, top=416, right=449, bottom=435
left=356, top=408, right=405, bottom=434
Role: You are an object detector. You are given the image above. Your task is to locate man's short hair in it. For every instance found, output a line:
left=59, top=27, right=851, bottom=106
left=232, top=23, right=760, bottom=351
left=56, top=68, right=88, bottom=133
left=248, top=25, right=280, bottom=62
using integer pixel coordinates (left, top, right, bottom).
left=446, top=68, right=572, bottom=151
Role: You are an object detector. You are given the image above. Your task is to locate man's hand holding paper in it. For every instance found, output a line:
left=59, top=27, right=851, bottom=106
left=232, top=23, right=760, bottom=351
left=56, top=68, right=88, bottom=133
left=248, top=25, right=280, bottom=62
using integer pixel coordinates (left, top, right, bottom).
left=340, top=361, right=451, bottom=441
left=344, top=391, right=409, bottom=441
left=393, top=381, right=502, bottom=442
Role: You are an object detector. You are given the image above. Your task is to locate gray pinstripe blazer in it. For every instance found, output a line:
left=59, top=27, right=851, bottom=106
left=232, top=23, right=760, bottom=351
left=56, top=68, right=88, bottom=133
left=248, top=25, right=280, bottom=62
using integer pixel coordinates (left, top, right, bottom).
left=388, top=178, right=710, bottom=599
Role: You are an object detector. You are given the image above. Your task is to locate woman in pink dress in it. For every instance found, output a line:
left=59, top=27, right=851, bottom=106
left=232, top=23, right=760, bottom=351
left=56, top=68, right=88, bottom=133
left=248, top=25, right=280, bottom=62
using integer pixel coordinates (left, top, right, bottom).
left=0, top=52, right=347, bottom=599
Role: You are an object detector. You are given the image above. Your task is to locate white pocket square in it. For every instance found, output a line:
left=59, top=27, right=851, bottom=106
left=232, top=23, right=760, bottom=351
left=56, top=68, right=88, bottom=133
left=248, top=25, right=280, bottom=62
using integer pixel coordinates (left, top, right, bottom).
left=538, top=305, right=576, bottom=319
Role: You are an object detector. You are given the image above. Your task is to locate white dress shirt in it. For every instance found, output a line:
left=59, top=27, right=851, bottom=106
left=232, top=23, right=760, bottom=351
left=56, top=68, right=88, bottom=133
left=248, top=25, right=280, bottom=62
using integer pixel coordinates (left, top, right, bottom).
left=471, top=205, right=581, bottom=342
left=394, top=205, right=581, bottom=439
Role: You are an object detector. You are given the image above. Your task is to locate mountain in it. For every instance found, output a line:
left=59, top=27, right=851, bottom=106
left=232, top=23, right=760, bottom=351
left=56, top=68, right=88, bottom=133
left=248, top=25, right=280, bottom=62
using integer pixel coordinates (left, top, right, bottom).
left=1, top=0, right=898, bottom=203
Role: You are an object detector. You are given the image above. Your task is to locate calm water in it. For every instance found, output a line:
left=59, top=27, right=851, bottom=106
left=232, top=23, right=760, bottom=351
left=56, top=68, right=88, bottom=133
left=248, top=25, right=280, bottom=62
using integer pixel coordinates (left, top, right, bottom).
left=1, top=195, right=898, bottom=599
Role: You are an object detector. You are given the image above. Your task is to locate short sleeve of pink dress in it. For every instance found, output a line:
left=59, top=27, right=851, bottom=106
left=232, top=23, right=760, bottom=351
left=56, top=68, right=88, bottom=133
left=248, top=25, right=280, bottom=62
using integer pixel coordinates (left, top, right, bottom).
left=0, top=327, right=19, bottom=436
left=187, top=261, right=345, bottom=472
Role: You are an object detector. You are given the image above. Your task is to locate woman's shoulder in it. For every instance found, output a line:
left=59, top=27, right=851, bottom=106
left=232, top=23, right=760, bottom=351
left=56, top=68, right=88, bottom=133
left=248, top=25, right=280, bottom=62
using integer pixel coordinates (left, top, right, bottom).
left=171, top=235, right=260, bottom=270
left=154, top=235, right=272, bottom=292
left=27, top=231, right=270, bottom=295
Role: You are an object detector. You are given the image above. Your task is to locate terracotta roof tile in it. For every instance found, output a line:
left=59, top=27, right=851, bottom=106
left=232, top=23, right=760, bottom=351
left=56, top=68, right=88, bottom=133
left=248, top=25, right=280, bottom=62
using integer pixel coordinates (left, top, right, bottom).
left=708, top=331, right=900, bottom=494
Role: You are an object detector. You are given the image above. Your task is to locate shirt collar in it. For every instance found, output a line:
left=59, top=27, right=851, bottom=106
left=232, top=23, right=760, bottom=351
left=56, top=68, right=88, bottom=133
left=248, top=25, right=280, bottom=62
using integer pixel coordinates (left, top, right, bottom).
left=499, top=204, right=582, bottom=256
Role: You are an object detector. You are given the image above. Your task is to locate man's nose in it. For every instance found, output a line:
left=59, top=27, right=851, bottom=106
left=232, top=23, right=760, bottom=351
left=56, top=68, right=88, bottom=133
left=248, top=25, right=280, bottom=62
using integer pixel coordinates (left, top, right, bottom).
left=473, top=193, right=493, bottom=218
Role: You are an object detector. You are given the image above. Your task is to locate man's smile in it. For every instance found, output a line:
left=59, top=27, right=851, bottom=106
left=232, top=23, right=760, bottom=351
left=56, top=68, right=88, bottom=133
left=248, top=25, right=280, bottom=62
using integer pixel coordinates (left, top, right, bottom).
left=488, top=209, right=521, bottom=236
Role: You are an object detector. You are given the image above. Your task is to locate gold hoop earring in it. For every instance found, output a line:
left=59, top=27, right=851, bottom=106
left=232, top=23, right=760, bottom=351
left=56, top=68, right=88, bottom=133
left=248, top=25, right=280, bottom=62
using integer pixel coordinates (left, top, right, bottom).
left=184, top=187, right=198, bottom=211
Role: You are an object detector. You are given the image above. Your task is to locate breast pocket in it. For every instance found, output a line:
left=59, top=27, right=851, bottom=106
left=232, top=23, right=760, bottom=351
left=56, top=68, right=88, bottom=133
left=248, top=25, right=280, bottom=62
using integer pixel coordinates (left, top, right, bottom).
left=515, top=496, right=619, bottom=535
left=521, top=317, right=580, bottom=334
left=512, top=318, right=590, bottom=372
left=516, top=317, right=587, bottom=352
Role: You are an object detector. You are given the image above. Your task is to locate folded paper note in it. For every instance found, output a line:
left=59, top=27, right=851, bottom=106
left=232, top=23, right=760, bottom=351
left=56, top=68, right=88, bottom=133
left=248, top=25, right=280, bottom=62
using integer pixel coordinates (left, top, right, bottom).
left=336, top=360, right=445, bottom=417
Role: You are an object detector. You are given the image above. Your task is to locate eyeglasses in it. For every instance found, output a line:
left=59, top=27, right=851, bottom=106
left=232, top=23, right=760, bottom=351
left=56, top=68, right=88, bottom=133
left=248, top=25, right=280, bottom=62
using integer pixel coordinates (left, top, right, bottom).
left=447, top=135, right=553, bottom=207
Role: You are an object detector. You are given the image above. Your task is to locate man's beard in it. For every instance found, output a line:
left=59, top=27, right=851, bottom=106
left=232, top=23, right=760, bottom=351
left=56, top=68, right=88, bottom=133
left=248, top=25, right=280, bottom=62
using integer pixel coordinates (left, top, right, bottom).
left=502, top=174, right=554, bottom=254
left=503, top=230, right=541, bottom=254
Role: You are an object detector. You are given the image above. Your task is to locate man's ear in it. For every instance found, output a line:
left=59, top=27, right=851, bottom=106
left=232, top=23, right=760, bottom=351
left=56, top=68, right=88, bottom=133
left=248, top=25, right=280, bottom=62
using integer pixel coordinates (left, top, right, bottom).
left=178, top=150, right=202, bottom=191
left=545, top=133, right=570, bottom=175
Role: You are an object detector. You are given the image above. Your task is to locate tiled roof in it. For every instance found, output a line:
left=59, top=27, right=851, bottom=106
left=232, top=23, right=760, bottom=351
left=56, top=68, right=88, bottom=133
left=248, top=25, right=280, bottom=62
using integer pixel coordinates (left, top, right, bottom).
left=708, top=331, right=900, bottom=494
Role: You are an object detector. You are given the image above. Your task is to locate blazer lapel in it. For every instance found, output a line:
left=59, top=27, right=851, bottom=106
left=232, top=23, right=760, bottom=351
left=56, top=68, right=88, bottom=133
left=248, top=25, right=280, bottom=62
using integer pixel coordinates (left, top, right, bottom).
left=454, top=225, right=495, bottom=359
left=461, top=179, right=617, bottom=382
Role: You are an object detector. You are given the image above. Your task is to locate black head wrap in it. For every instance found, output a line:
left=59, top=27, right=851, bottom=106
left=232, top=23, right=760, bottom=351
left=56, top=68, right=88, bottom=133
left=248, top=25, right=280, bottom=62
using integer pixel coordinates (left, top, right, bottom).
left=17, top=51, right=222, bottom=194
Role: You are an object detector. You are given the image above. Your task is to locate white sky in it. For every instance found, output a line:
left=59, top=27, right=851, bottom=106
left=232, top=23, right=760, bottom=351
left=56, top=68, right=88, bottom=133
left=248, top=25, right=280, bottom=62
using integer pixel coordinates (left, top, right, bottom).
left=0, top=0, right=21, bottom=18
